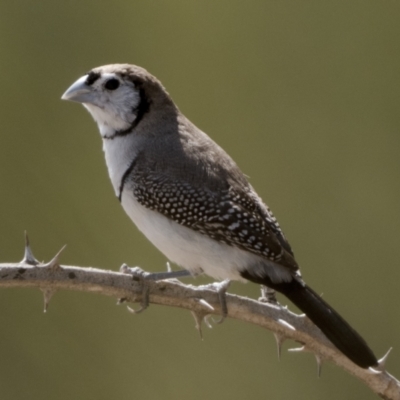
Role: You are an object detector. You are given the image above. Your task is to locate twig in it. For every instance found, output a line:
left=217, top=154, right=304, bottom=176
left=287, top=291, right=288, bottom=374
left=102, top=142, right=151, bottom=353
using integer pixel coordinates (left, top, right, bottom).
left=0, top=240, right=398, bottom=399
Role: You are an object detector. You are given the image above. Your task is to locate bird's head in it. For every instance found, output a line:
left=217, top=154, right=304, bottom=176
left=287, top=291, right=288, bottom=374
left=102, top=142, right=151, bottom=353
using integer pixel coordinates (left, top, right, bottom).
left=62, top=64, right=173, bottom=139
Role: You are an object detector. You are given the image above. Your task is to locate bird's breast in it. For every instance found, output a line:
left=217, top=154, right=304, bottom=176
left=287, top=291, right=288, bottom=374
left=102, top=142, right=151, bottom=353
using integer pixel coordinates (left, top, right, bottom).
left=102, top=135, right=141, bottom=195
left=119, top=188, right=262, bottom=281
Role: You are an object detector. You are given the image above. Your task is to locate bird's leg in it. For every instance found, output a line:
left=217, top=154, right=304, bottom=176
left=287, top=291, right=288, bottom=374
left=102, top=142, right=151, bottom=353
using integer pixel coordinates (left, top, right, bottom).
left=259, top=285, right=279, bottom=305
left=120, top=264, right=192, bottom=313
left=119, top=265, right=150, bottom=313
left=121, top=265, right=230, bottom=322
left=147, top=269, right=193, bottom=280
left=199, top=279, right=231, bottom=324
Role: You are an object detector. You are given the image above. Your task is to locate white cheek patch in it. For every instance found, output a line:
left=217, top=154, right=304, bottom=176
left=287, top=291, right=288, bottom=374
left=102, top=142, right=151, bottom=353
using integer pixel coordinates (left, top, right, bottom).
left=110, top=84, right=141, bottom=122
left=84, top=74, right=141, bottom=137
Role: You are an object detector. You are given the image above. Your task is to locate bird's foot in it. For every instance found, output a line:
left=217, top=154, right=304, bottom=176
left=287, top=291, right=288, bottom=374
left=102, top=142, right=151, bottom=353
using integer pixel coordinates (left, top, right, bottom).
left=119, top=264, right=192, bottom=313
left=119, top=265, right=151, bottom=313
left=259, top=285, right=279, bottom=305
left=199, top=279, right=231, bottom=324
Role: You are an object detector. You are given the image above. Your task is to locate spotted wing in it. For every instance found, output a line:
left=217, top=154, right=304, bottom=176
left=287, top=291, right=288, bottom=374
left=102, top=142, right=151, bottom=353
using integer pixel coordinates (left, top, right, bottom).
left=130, top=172, right=298, bottom=272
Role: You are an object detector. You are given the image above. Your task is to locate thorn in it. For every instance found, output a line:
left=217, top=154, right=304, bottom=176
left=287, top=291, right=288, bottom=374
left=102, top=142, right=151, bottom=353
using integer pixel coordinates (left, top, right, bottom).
left=288, top=345, right=317, bottom=354
left=277, top=319, right=296, bottom=331
left=126, top=304, right=147, bottom=314
left=368, top=367, right=382, bottom=375
left=288, top=344, right=325, bottom=374
left=166, top=262, right=172, bottom=272
left=376, top=347, right=392, bottom=371
left=194, top=298, right=214, bottom=312
left=204, top=315, right=213, bottom=329
left=42, top=245, right=67, bottom=270
left=22, top=231, right=39, bottom=265
left=315, top=354, right=323, bottom=377
left=126, top=305, right=136, bottom=314
left=116, top=298, right=127, bottom=305
left=273, top=333, right=285, bottom=361
left=190, top=311, right=207, bottom=340
left=288, top=345, right=306, bottom=353
left=40, top=288, right=57, bottom=313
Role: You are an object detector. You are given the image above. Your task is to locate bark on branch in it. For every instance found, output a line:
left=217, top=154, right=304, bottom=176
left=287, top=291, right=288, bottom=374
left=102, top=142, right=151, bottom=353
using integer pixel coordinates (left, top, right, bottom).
left=0, top=243, right=398, bottom=399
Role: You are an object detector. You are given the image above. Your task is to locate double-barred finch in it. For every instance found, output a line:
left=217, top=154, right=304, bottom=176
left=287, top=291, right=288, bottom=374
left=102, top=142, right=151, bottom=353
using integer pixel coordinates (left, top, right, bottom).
left=62, top=64, right=377, bottom=369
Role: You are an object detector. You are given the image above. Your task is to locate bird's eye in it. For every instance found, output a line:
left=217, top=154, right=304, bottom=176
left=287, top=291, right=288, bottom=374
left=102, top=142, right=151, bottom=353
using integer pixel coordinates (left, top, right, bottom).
left=104, top=79, right=120, bottom=91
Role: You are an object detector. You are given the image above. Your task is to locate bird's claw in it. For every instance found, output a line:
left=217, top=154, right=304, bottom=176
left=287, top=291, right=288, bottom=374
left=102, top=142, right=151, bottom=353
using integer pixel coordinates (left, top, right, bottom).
left=120, top=264, right=152, bottom=312
left=120, top=264, right=149, bottom=278
left=120, top=264, right=192, bottom=312
left=200, top=279, right=231, bottom=323
left=259, top=285, right=279, bottom=305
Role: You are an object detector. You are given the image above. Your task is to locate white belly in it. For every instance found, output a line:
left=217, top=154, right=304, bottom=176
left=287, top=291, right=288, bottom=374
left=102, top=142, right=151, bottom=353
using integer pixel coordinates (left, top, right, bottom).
left=120, top=190, right=255, bottom=281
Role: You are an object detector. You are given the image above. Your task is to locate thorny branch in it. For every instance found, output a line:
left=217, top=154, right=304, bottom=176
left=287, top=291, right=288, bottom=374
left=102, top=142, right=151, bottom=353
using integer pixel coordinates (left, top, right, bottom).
left=0, top=236, right=399, bottom=399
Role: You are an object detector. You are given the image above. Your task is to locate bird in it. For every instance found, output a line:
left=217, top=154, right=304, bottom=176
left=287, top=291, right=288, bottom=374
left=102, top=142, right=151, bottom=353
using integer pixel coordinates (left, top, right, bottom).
left=62, top=63, right=377, bottom=369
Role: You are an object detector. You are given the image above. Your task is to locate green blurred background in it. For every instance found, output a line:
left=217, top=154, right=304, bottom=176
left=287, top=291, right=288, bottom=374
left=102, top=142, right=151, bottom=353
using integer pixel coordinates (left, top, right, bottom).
left=0, top=1, right=399, bottom=399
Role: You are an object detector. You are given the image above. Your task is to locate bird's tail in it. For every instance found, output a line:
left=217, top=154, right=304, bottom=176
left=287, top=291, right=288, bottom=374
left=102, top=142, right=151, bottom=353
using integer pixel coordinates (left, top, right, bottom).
left=277, top=279, right=377, bottom=368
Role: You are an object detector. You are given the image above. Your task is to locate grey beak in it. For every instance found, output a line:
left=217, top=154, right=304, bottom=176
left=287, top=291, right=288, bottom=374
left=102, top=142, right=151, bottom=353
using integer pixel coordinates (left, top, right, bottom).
left=61, top=75, right=94, bottom=103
